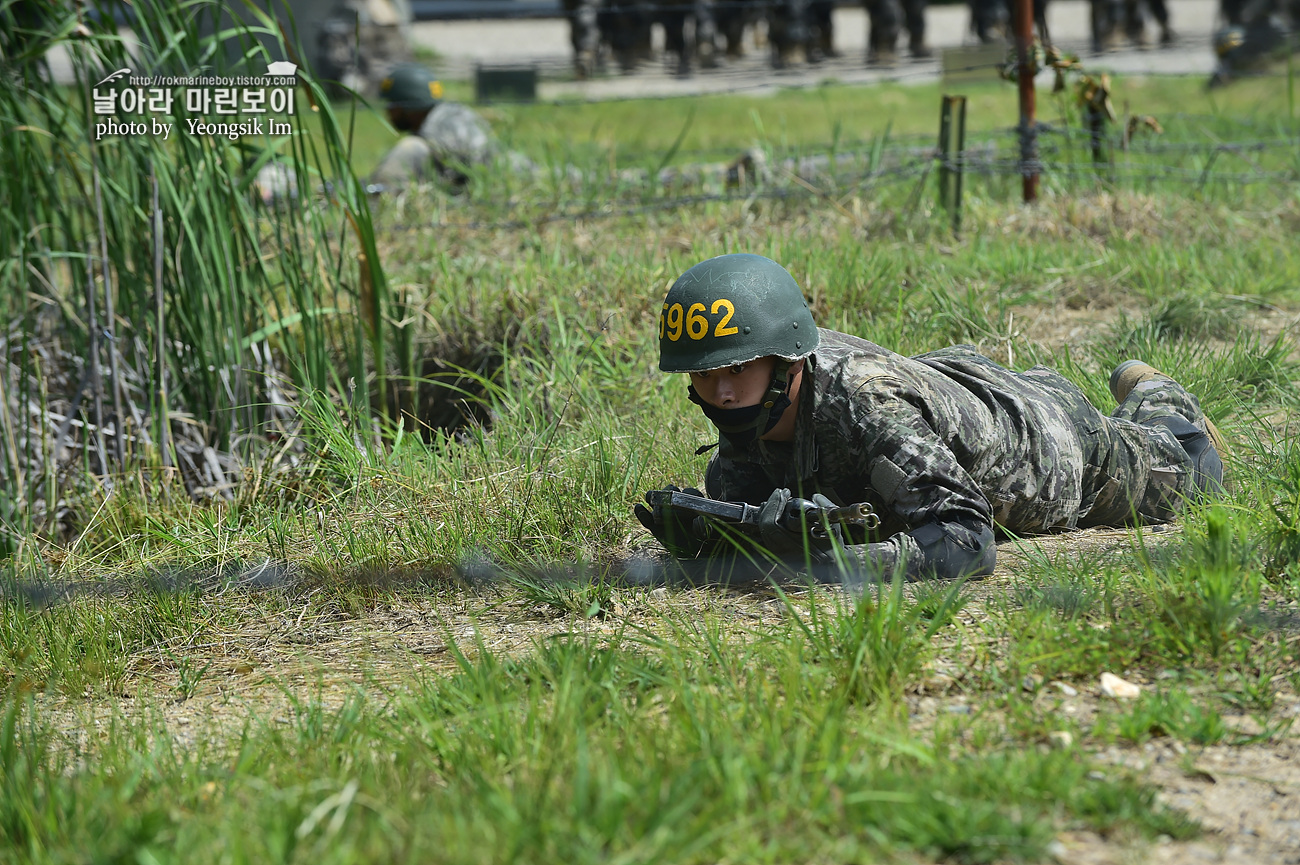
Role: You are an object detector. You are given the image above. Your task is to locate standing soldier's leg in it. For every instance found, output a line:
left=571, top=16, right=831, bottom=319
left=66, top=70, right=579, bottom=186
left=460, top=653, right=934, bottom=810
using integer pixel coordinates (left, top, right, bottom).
left=1146, top=0, right=1173, bottom=44
left=1123, top=0, right=1148, bottom=46
left=715, top=0, right=750, bottom=57
left=604, top=0, right=648, bottom=72
left=811, top=0, right=837, bottom=58
left=661, top=0, right=692, bottom=75
left=865, top=0, right=902, bottom=64
left=970, top=0, right=1004, bottom=42
left=1089, top=0, right=1115, bottom=51
left=694, top=0, right=722, bottom=67
left=564, top=0, right=601, bottom=78
left=769, top=0, right=792, bottom=66
left=769, top=0, right=811, bottom=66
left=788, top=0, right=814, bottom=62
left=903, top=0, right=929, bottom=56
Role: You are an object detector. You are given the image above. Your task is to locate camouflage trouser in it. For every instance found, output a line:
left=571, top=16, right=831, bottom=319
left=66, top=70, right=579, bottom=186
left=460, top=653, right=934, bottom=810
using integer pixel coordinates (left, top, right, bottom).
left=1020, top=368, right=1204, bottom=527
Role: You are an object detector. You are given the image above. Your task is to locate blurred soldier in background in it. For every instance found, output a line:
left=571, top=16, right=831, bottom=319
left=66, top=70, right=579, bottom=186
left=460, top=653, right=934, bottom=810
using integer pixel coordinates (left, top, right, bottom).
left=715, top=0, right=760, bottom=58
left=969, top=0, right=1008, bottom=43
left=563, top=0, right=603, bottom=78
left=660, top=0, right=721, bottom=76
left=314, top=0, right=411, bottom=96
left=865, top=0, right=928, bottom=64
left=768, top=0, right=817, bottom=67
left=811, top=0, right=838, bottom=58
left=1138, top=0, right=1176, bottom=45
left=368, top=63, right=497, bottom=190
left=1091, top=0, right=1173, bottom=51
left=1211, top=0, right=1299, bottom=85
left=602, top=0, right=655, bottom=72
left=969, top=0, right=1047, bottom=45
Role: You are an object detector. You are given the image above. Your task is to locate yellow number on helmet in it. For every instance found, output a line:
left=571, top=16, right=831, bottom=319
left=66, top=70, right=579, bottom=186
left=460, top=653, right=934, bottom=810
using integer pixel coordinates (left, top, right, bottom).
left=666, top=303, right=684, bottom=342
left=430, top=81, right=444, bottom=100
left=686, top=303, right=708, bottom=340
left=711, top=298, right=738, bottom=336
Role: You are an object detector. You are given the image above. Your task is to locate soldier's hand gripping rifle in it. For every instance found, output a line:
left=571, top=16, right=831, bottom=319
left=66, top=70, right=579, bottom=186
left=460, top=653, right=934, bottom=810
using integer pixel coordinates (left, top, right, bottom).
left=637, top=487, right=880, bottom=558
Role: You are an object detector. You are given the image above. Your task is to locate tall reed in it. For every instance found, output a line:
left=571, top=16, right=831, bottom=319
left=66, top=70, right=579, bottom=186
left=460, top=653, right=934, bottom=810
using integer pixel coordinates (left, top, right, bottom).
left=0, top=0, right=399, bottom=561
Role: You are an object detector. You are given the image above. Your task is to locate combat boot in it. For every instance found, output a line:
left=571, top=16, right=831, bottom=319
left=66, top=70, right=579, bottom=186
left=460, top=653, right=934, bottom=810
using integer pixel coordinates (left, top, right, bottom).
left=868, top=46, right=898, bottom=66
left=1109, top=360, right=1229, bottom=495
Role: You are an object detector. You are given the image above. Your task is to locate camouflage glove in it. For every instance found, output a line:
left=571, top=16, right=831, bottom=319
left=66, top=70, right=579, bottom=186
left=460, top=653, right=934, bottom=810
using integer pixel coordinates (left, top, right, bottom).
left=634, top=485, right=714, bottom=558
left=757, top=488, right=843, bottom=562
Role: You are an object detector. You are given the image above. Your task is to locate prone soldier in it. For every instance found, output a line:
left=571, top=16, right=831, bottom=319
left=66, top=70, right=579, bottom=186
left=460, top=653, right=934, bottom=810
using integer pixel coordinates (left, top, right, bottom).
left=635, top=254, right=1226, bottom=581
left=1211, top=0, right=1298, bottom=85
left=367, top=63, right=506, bottom=191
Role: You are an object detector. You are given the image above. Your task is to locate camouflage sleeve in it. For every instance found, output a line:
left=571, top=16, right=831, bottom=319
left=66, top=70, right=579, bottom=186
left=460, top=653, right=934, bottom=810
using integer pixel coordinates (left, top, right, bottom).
left=829, top=372, right=996, bottom=580
left=830, top=372, right=993, bottom=529
left=704, top=452, right=773, bottom=505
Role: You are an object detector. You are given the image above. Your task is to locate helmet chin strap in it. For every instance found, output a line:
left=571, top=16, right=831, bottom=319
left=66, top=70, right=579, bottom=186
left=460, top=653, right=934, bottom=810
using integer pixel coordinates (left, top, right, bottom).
left=754, top=359, right=793, bottom=433
left=688, top=360, right=795, bottom=444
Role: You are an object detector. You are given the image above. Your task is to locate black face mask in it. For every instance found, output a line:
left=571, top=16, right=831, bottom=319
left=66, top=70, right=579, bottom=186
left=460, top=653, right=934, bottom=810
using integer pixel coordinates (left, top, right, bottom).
left=688, top=385, right=791, bottom=448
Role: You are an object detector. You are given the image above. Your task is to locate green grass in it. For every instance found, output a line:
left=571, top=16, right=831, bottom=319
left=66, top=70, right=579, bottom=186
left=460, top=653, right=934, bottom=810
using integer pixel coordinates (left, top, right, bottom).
left=0, top=624, right=1200, bottom=863
left=323, top=74, right=1300, bottom=177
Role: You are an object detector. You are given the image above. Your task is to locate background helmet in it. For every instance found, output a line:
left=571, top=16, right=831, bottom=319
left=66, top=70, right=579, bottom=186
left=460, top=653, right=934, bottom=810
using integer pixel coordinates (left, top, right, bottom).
left=379, top=63, right=444, bottom=110
left=658, top=253, right=818, bottom=373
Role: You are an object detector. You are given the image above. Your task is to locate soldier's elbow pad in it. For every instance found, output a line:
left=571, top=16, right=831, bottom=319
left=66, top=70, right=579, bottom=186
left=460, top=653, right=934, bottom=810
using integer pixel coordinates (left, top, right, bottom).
left=906, top=520, right=996, bottom=580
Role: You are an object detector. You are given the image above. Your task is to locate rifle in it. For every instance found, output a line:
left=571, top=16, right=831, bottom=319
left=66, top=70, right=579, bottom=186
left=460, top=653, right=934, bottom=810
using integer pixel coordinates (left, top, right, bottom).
left=645, top=489, right=880, bottom=541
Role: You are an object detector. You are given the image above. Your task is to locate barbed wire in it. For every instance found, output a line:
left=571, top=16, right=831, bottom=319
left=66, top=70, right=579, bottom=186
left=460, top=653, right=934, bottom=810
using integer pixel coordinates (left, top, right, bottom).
left=365, top=132, right=1297, bottom=235
left=582, top=128, right=1299, bottom=167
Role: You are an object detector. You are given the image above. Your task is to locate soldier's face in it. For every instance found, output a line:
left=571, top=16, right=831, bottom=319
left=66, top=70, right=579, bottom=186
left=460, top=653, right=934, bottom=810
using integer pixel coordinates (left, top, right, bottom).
left=387, top=106, right=427, bottom=133
left=688, top=357, right=777, bottom=409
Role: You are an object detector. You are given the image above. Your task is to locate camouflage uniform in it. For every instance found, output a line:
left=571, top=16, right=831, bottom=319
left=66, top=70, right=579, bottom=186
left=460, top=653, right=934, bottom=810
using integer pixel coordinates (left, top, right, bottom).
left=703, top=329, right=1207, bottom=579
left=368, top=102, right=495, bottom=188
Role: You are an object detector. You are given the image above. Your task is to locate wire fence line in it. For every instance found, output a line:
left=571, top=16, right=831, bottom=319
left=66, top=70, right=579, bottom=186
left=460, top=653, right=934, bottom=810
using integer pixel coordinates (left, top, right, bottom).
left=368, top=129, right=1299, bottom=233
left=576, top=127, right=1298, bottom=167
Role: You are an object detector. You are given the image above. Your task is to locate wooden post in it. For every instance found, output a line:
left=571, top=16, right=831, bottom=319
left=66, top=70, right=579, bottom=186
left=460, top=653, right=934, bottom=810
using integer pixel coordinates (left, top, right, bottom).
left=1015, top=0, right=1038, bottom=202
left=937, top=95, right=968, bottom=234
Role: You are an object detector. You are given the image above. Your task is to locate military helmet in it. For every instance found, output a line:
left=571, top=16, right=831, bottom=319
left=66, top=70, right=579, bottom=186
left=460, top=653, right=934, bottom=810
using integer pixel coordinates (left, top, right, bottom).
left=379, top=63, right=444, bottom=110
left=658, top=253, right=818, bottom=373
left=1212, top=26, right=1245, bottom=58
